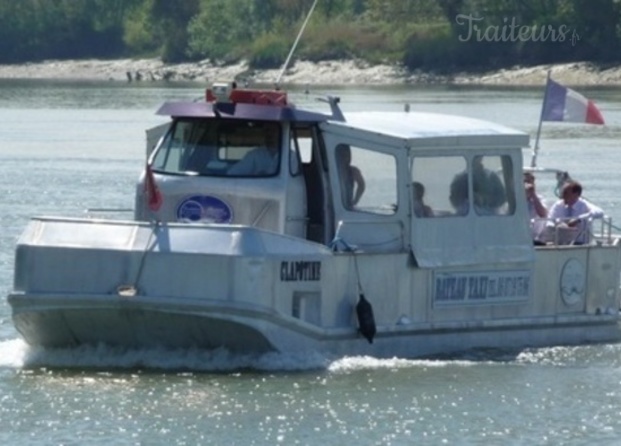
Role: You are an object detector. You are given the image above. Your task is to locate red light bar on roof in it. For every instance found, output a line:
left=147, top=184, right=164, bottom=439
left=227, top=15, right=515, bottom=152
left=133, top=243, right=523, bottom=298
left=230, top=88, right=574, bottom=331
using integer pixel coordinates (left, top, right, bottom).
left=206, top=82, right=288, bottom=106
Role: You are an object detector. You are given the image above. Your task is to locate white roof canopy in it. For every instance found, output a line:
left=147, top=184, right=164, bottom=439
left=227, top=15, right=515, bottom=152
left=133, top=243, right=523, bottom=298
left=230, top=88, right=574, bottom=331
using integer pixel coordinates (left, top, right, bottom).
left=325, top=111, right=530, bottom=150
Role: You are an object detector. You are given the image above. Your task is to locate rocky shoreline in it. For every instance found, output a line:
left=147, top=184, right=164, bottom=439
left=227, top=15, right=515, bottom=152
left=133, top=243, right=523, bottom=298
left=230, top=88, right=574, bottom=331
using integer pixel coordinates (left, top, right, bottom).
left=0, top=58, right=620, bottom=86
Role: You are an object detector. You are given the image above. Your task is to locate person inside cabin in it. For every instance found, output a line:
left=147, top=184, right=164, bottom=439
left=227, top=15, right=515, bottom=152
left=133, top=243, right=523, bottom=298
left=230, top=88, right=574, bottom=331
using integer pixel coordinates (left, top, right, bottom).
left=523, top=172, right=548, bottom=244
left=336, top=145, right=365, bottom=209
left=547, top=180, right=605, bottom=245
left=449, top=157, right=506, bottom=216
left=472, top=157, right=506, bottom=214
left=449, top=175, right=469, bottom=215
left=412, top=181, right=433, bottom=217
left=228, top=131, right=280, bottom=176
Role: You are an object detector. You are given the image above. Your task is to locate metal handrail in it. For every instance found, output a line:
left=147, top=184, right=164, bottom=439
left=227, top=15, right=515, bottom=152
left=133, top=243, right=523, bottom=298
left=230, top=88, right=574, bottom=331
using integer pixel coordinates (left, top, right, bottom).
left=532, top=215, right=616, bottom=246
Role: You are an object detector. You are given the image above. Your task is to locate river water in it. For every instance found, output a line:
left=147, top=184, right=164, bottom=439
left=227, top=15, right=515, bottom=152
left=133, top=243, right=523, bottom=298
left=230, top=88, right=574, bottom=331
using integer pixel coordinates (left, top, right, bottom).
left=1, top=79, right=621, bottom=445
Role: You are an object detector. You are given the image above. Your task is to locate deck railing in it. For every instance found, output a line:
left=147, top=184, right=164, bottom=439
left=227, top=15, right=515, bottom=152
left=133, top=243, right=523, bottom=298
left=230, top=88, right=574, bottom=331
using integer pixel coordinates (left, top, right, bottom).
left=533, top=216, right=616, bottom=246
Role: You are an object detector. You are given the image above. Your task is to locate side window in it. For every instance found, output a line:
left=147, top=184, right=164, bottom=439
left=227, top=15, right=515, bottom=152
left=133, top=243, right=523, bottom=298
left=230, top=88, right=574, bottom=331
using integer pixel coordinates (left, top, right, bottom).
left=411, top=155, right=515, bottom=218
left=412, top=157, right=467, bottom=217
left=336, top=144, right=397, bottom=215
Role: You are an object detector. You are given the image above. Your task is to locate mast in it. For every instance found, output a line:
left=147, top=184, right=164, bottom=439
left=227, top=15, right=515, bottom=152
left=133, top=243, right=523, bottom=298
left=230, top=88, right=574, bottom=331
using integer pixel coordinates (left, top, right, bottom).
left=275, top=0, right=319, bottom=87
left=531, top=70, right=551, bottom=168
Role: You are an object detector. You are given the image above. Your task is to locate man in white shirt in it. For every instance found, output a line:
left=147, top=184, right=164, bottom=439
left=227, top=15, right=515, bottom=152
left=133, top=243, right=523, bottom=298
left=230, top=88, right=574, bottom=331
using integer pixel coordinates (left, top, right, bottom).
left=547, top=180, right=604, bottom=244
left=228, top=132, right=280, bottom=176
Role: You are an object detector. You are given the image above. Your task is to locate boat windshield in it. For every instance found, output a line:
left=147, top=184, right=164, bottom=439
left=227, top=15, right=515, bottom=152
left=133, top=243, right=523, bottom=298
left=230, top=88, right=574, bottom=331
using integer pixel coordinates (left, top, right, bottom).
left=151, top=118, right=282, bottom=177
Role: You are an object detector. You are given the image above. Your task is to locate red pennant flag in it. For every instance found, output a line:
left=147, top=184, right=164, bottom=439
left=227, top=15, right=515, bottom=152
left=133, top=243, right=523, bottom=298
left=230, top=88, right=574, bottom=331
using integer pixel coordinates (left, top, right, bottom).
left=145, top=163, right=163, bottom=212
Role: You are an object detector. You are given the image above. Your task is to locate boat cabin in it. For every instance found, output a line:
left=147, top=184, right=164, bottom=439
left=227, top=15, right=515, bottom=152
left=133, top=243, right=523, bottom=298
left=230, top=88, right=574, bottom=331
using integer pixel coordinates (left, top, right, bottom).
left=139, top=83, right=533, bottom=267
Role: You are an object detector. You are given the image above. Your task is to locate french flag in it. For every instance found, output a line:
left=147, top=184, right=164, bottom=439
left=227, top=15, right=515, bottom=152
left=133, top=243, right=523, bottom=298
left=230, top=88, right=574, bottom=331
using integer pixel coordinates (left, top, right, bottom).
left=542, top=78, right=605, bottom=125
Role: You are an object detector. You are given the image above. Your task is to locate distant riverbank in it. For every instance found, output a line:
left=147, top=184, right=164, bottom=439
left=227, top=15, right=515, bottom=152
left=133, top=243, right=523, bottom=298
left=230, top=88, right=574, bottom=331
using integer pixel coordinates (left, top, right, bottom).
left=1, top=58, right=620, bottom=86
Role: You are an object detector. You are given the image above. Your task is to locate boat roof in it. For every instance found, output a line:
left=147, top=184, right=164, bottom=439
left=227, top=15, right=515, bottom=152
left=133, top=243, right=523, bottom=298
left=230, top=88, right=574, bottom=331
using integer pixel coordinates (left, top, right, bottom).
left=156, top=89, right=530, bottom=150
left=326, top=111, right=530, bottom=150
left=156, top=101, right=333, bottom=123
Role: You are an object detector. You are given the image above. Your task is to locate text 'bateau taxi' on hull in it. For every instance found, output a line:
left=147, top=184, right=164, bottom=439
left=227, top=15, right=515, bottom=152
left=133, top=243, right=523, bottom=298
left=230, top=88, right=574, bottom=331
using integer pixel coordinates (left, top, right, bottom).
left=8, top=81, right=621, bottom=358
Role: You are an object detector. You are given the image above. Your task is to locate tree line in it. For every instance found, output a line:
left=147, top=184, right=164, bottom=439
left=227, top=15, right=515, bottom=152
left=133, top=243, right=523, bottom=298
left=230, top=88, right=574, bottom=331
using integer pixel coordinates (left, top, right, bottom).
left=0, top=0, right=619, bottom=73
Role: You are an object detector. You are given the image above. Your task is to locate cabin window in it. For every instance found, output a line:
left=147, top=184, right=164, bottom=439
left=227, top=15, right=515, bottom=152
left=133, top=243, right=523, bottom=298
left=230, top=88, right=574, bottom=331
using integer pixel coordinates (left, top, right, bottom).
left=412, top=156, right=467, bottom=217
left=151, top=118, right=282, bottom=178
left=411, top=155, right=515, bottom=217
left=336, top=144, right=397, bottom=215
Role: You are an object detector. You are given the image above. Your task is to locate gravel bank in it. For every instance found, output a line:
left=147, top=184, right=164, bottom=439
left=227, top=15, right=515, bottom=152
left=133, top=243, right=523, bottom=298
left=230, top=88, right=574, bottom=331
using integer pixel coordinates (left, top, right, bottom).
left=0, top=58, right=620, bottom=86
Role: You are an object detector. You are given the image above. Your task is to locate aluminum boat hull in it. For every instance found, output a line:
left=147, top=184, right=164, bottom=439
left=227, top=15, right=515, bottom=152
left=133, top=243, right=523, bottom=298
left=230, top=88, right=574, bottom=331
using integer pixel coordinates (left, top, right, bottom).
left=9, top=291, right=621, bottom=357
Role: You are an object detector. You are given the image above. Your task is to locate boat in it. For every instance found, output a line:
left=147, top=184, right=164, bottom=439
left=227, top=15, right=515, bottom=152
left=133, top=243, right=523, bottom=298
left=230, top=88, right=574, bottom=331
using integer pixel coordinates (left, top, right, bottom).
left=7, top=81, right=621, bottom=358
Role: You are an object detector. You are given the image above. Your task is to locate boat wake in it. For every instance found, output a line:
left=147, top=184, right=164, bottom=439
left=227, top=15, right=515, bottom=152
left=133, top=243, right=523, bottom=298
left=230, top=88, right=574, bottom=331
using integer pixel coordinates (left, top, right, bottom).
left=0, top=339, right=488, bottom=372
left=515, top=343, right=621, bottom=368
left=0, top=339, right=334, bottom=372
left=0, top=339, right=29, bottom=368
left=3, top=338, right=620, bottom=372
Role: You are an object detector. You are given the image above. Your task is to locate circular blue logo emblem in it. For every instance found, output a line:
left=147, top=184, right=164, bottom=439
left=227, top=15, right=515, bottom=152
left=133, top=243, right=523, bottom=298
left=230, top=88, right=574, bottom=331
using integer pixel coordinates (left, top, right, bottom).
left=177, top=195, right=233, bottom=223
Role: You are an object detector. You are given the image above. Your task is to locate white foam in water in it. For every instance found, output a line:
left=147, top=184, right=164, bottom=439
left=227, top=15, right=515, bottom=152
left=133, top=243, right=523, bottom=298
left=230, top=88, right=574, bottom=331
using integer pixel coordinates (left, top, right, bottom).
left=0, top=338, right=29, bottom=368
left=1, top=338, right=480, bottom=372
left=516, top=344, right=621, bottom=368
left=1, top=341, right=334, bottom=372
left=327, top=355, right=476, bottom=373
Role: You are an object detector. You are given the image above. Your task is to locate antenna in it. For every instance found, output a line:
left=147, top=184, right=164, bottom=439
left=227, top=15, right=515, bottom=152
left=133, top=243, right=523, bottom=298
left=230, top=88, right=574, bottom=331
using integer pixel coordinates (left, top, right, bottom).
left=531, top=70, right=551, bottom=168
left=275, top=0, right=319, bottom=86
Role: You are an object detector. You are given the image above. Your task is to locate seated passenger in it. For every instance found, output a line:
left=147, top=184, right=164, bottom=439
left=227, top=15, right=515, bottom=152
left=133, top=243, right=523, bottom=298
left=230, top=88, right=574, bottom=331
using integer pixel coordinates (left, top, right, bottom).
left=449, top=174, right=470, bottom=215
left=547, top=180, right=604, bottom=245
left=449, top=175, right=469, bottom=215
left=449, top=158, right=506, bottom=216
left=412, top=181, right=433, bottom=217
left=471, top=157, right=506, bottom=213
left=228, top=132, right=280, bottom=176
left=336, top=145, right=365, bottom=209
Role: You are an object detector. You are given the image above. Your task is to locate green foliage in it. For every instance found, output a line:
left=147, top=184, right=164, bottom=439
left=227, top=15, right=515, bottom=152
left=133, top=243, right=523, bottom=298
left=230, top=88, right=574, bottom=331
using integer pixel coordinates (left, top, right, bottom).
left=405, top=14, right=557, bottom=72
left=0, top=0, right=130, bottom=62
left=565, top=0, right=621, bottom=61
left=300, top=19, right=392, bottom=62
left=0, top=0, right=619, bottom=71
left=402, top=25, right=461, bottom=71
left=366, top=0, right=444, bottom=23
left=247, top=34, right=289, bottom=69
left=187, top=0, right=254, bottom=62
left=123, top=0, right=160, bottom=55
left=422, top=0, right=621, bottom=70
left=149, top=0, right=199, bottom=62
